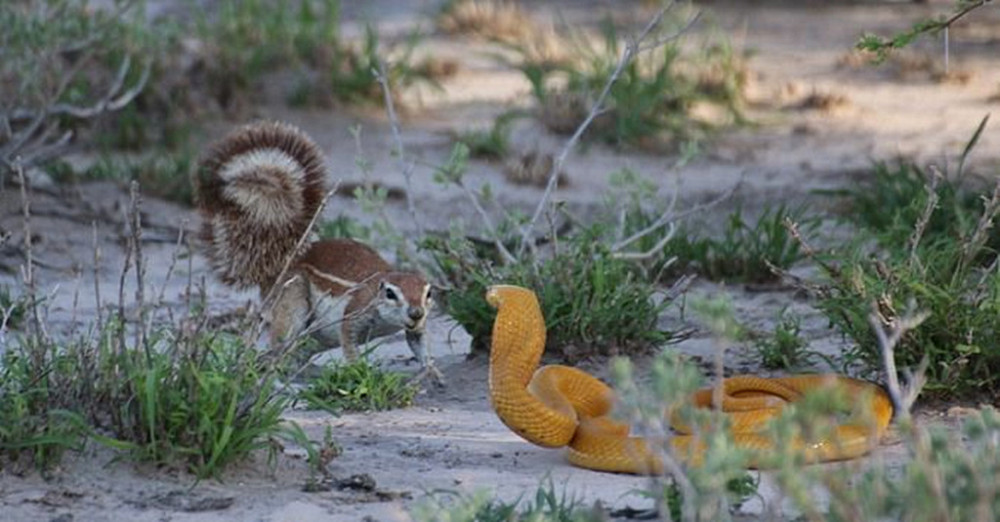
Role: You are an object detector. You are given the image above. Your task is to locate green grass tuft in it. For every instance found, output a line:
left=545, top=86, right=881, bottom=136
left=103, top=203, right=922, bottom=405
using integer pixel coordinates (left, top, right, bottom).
left=751, top=308, right=816, bottom=371
left=300, top=358, right=417, bottom=414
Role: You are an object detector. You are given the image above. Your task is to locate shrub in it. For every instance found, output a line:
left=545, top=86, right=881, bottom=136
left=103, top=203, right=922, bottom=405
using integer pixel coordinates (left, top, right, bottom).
left=815, top=119, right=1000, bottom=399
left=423, top=225, right=673, bottom=358
left=669, top=205, right=818, bottom=284
left=0, top=0, right=155, bottom=175
left=815, top=231, right=1000, bottom=399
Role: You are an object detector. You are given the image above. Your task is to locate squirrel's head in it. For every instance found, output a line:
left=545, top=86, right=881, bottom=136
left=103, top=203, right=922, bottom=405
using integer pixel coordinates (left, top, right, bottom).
left=375, top=273, right=432, bottom=331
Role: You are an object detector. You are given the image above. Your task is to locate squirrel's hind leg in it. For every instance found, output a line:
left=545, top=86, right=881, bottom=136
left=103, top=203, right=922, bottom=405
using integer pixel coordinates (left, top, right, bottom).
left=267, top=275, right=313, bottom=366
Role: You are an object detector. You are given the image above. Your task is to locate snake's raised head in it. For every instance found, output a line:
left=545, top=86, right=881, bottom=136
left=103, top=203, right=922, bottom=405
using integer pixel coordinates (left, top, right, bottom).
left=485, top=285, right=546, bottom=360
left=485, top=284, right=533, bottom=310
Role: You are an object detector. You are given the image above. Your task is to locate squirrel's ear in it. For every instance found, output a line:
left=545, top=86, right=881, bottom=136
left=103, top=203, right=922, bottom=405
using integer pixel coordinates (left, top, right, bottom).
left=378, top=281, right=385, bottom=290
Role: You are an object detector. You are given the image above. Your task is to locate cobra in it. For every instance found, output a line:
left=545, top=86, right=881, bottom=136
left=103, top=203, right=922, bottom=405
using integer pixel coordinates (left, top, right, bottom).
left=485, top=284, right=893, bottom=473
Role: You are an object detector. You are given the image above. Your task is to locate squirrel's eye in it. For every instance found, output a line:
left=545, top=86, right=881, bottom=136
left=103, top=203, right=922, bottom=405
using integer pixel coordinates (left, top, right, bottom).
left=384, top=287, right=398, bottom=301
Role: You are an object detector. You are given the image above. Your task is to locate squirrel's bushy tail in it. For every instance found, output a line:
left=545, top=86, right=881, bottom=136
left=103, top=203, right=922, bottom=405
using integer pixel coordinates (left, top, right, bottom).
left=195, top=121, right=327, bottom=292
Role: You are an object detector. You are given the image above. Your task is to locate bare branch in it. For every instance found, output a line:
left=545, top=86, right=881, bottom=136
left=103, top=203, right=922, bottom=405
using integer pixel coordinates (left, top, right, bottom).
left=612, top=177, right=681, bottom=252
left=8, top=58, right=151, bottom=121
left=612, top=223, right=676, bottom=261
left=373, top=58, right=425, bottom=238
left=92, top=220, right=103, bottom=331
left=458, top=181, right=518, bottom=265
left=869, top=304, right=930, bottom=421
left=612, top=178, right=740, bottom=257
left=16, top=161, right=43, bottom=341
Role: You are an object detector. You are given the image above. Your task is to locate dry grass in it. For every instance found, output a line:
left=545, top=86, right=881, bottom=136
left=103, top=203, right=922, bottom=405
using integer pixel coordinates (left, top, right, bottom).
left=437, top=0, right=566, bottom=64
left=795, top=90, right=852, bottom=113
left=502, top=149, right=569, bottom=188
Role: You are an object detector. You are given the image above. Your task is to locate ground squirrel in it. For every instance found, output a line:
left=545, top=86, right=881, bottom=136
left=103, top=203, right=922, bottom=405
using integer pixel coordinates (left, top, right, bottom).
left=194, top=121, right=441, bottom=383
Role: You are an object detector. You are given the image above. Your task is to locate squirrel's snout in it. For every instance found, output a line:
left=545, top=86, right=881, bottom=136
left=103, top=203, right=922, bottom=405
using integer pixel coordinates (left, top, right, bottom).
left=408, top=307, right=425, bottom=321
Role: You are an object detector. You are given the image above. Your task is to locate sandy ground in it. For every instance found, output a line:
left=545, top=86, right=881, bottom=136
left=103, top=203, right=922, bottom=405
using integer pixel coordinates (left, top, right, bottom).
left=2, top=1, right=1000, bottom=520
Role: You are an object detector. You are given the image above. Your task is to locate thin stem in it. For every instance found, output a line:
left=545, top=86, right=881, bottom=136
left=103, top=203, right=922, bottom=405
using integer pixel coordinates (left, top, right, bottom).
left=373, top=58, right=424, bottom=238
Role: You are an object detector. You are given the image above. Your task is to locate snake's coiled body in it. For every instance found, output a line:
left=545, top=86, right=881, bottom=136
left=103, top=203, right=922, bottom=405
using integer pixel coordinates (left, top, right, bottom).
left=486, top=285, right=893, bottom=474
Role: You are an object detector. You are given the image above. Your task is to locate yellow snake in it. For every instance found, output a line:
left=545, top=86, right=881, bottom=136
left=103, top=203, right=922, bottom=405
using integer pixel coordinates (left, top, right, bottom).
left=485, top=285, right=893, bottom=473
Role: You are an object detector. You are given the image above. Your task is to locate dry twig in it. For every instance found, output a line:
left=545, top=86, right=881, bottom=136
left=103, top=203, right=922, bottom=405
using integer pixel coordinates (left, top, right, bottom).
left=868, top=305, right=930, bottom=421
left=373, top=58, right=424, bottom=238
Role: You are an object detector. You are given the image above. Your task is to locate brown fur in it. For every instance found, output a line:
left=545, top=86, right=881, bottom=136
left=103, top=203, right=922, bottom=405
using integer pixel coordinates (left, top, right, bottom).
left=196, top=123, right=436, bottom=377
left=277, top=240, right=429, bottom=361
left=195, top=121, right=327, bottom=290
left=296, top=239, right=393, bottom=295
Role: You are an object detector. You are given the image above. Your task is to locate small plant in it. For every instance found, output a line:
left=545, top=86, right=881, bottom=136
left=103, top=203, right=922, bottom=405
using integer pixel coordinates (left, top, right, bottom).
left=412, top=480, right=603, bottom=522
left=751, top=308, right=815, bottom=370
left=104, top=330, right=289, bottom=477
left=300, top=358, right=417, bottom=414
left=814, top=230, right=1000, bottom=399
left=1, top=319, right=296, bottom=477
left=680, top=205, right=817, bottom=283
left=424, top=225, right=673, bottom=358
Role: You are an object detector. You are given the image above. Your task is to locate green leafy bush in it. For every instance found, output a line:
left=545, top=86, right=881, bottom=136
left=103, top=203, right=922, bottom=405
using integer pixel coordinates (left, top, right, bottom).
left=816, top=118, right=1000, bottom=399
left=620, top=201, right=818, bottom=284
